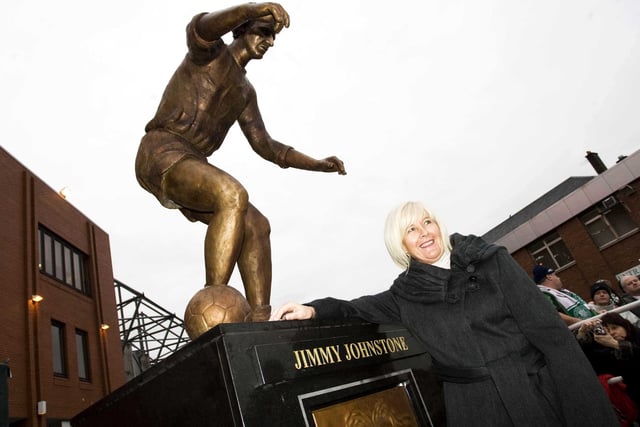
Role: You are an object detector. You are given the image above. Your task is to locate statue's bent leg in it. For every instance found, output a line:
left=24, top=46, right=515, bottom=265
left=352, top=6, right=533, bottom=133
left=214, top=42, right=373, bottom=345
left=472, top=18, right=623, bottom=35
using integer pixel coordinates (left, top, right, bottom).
left=202, top=204, right=246, bottom=286
left=238, top=204, right=272, bottom=321
left=162, top=158, right=249, bottom=287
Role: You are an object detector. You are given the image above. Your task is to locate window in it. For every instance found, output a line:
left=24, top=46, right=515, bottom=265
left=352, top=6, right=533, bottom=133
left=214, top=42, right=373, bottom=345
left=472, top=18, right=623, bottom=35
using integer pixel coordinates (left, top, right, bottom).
left=38, top=226, right=89, bottom=295
left=75, top=329, right=90, bottom=381
left=580, top=202, right=637, bottom=248
left=527, top=231, right=574, bottom=270
left=51, top=321, right=67, bottom=377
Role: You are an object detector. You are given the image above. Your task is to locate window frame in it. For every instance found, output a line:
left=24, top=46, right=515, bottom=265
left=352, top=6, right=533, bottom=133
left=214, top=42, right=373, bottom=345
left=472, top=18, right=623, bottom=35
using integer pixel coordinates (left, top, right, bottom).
left=75, top=329, right=91, bottom=382
left=527, top=231, right=575, bottom=270
left=51, top=320, right=68, bottom=378
left=38, top=226, right=90, bottom=295
left=580, top=202, right=638, bottom=249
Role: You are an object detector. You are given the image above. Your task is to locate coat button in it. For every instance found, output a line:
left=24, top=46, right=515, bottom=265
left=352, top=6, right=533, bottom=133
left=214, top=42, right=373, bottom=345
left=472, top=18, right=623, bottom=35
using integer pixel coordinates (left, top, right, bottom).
left=466, top=265, right=475, bottom=273
left=469, top=275, right=477, bottom=282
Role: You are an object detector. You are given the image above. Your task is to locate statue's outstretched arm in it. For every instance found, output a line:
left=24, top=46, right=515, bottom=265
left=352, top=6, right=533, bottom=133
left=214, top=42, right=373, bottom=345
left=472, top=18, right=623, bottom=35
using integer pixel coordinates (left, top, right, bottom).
left=239, top=91, right=347, bottom=175
left=196, top=2, right=290, bottom=41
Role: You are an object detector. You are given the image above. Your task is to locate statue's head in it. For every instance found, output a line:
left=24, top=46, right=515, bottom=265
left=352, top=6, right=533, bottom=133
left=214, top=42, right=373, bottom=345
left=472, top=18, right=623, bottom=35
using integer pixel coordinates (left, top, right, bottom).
left=232, top=15, right=278, bottom=60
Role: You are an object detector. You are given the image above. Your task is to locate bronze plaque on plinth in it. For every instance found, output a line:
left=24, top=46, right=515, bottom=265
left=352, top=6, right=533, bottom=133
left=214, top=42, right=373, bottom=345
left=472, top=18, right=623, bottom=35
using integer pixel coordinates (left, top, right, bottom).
left=311, top=384, right=419, bottom=427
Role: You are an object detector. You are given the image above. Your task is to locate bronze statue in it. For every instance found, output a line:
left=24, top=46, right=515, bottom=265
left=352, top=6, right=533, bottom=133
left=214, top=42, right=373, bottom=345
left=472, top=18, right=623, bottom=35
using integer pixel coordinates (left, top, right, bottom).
left=135, top=2, right=346, bottom=327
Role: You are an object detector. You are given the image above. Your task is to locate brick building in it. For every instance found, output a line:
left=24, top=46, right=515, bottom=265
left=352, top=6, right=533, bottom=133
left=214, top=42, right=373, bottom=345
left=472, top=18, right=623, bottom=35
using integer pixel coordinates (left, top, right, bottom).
left=483, top=150, right=640, bottom=301
left=0, top=147, right=126, bottom=427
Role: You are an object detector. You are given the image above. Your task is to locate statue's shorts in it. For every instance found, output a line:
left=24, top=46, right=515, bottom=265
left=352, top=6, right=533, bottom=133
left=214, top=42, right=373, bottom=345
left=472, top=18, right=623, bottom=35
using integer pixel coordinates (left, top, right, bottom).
left=135, top=129, right=206, bottom=209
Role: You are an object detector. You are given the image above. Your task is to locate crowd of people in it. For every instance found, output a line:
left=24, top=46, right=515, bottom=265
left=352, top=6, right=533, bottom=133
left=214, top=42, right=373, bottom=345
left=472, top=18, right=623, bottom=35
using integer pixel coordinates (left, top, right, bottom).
left=531, top=265, right=640, bottom=426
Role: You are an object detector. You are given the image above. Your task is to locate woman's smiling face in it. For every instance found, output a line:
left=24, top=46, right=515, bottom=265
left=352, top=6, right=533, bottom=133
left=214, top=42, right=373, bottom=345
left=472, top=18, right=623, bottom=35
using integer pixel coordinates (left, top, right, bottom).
left=402, top=215, right=444, bottom=265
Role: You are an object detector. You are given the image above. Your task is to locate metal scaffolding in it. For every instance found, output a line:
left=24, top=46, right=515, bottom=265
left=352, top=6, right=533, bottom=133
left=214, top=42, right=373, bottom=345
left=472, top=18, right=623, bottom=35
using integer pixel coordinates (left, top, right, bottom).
left=114, top=279, right=190, bottom=378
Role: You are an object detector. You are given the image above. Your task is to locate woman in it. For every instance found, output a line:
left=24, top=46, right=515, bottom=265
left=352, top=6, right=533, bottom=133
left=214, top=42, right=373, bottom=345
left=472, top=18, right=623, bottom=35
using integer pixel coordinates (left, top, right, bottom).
left=271, top=201, right=617, bottom=426
left=577, top=312, right=640, bottom=423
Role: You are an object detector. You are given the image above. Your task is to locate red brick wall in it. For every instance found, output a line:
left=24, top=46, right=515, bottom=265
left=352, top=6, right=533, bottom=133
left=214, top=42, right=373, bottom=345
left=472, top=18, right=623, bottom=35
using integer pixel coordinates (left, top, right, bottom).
left=0, top=148, right=125, bottom=426
left=0, top=150, right=33, bottom=422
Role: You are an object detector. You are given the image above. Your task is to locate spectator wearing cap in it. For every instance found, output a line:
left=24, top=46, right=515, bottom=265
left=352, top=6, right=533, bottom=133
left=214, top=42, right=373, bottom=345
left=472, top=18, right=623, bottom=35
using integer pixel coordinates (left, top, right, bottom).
left=589, top=279, right=640, bottom=328
left=533, top=265, right=597, bottom=325
left=588, top=280, right=620, bottom=314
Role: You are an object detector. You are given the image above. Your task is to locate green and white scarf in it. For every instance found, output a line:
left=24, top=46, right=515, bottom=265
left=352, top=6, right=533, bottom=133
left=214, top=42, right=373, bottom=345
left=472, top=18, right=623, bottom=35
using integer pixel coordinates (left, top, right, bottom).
left=538, top=285, right=597, bottom=319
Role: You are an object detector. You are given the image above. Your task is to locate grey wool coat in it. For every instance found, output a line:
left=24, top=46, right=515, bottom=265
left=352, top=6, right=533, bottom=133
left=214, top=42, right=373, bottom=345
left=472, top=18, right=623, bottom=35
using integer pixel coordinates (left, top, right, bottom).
left=309, top=234, right=618, bottom=427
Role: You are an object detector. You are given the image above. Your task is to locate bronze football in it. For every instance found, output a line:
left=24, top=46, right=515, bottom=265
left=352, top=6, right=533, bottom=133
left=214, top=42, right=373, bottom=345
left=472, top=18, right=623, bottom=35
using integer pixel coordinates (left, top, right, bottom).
left=183, top=285, right=251, bottom=340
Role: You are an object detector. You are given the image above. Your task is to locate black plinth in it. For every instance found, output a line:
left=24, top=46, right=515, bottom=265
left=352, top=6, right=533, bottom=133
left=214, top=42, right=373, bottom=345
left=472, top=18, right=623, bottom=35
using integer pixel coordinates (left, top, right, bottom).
left=72, top=319, right=444, bottom=426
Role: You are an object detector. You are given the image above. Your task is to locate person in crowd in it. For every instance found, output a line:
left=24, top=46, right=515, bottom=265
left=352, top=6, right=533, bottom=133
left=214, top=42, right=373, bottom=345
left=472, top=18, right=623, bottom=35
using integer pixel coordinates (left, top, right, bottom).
left=589, top=280, right=620, bottom=313
left=589, top=279, right=640, bottom=328
left=533, top=265, right=597, bottom=325
left=577, top=312, right=640, bottom=425
left=621, top=275, right=640, bottom=299
left=271, top=201, right=617, bottom=427
left=134, top=3, right=346, bottom=321
left=619, top=275, right=640, bottom=319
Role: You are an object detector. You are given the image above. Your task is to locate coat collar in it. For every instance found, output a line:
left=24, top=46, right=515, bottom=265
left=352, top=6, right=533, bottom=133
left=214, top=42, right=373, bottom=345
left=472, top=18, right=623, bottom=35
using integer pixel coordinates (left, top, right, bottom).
left=390, top=234, right=498, bottom=302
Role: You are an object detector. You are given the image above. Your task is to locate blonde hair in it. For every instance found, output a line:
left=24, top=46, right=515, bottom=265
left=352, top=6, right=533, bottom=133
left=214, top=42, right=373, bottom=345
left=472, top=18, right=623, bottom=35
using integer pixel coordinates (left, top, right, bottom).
left=383, top=201, right=451, bottom=269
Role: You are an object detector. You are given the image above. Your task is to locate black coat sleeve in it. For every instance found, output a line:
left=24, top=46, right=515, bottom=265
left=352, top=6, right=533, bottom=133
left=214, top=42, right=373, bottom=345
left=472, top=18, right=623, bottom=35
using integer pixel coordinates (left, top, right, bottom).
left=307, top=290, right=402, bottom=325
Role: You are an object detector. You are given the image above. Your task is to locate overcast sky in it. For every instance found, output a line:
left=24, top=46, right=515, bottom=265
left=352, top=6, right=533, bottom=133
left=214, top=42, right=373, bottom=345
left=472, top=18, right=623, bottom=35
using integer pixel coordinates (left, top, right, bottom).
left=2, top=0, right=640, bottom=318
